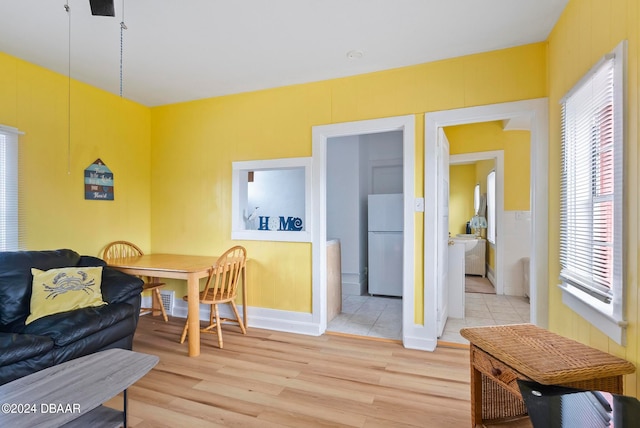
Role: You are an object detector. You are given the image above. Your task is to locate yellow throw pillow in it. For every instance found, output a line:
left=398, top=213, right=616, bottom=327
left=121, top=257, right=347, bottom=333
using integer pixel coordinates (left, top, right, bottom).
left=26, top=266, right=107, bottom=325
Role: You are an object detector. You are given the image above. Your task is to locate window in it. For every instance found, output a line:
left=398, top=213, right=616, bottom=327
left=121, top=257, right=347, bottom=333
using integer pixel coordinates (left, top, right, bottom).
left=486, top=171, right=496, bottom=244
left=0, top=125, right=21, bottom=251
left=231, top=157, right=312, bottom=242
left=559, top=41, right=626, bottom=344
left=473, top=183, right=480, bottom=215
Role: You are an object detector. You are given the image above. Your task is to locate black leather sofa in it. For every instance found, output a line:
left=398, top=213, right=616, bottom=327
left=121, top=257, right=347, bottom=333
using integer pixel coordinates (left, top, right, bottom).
left=0, top=249, right=143, bottom=385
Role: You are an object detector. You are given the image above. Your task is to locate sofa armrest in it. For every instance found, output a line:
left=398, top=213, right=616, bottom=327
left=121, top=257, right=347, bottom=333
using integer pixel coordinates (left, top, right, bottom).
left=100, top=268, right=143, bottom=304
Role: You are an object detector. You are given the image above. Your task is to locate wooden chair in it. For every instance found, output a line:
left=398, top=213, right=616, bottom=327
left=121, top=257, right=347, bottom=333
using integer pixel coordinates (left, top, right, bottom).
left=103, top=240, right=168, bottom=322
left=180, top=246, right=247, bottom=348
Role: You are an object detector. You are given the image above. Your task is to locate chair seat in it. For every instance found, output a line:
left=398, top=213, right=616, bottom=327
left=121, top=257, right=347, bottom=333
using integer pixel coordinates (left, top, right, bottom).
left=182, top=289, right=234, bottom=304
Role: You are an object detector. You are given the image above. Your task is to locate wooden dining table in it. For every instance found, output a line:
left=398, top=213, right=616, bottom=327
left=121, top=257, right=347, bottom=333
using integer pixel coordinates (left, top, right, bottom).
left=107, top=253, right=248, bottom=357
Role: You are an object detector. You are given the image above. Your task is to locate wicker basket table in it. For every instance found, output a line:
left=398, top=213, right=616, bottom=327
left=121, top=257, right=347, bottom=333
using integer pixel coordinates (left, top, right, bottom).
left=460, top=324, right=635, bottom=428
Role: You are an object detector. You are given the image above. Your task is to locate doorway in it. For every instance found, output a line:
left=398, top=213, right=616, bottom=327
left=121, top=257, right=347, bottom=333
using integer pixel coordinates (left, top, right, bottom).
left=425, top=98, right=549, bottom=350
left=445, top=148, right=531, bottom=343
left=311, top=115, right=416, bottom=347
left=325, top=131, right=404, bottom=339
left=449, top=150, right=505, bottom=295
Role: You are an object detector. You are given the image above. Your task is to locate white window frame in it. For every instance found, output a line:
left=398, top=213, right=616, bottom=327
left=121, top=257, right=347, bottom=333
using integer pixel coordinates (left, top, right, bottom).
left=486, top=170, right=496, bottom=244
left=558, top=41, right=627, bottom=344
left=0, top=125, right=22, bottom=251
left=231, top=157, right=312, bottom=242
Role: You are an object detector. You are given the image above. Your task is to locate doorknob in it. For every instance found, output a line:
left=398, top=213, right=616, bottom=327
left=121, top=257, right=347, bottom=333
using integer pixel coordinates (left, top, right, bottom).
left=448, top=240, right=455, bottom=246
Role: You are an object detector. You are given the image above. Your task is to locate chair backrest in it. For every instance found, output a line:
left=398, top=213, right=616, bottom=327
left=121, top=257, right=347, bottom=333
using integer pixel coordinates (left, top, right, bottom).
left=103, top=241, right=144, bottom=260
left=202, top=246, right=246, bottom=301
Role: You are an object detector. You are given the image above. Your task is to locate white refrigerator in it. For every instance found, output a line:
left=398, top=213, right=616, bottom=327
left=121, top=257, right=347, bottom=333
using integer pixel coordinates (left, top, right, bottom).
left=368, top=194, right=403, bottom=297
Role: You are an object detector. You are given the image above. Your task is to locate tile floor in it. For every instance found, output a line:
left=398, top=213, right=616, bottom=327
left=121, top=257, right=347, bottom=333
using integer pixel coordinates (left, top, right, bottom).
left=327, top=295, right=403, bottom=340
left=326, top=284, right=530, bottom=344
left=439, top=292, right=530, bottom=344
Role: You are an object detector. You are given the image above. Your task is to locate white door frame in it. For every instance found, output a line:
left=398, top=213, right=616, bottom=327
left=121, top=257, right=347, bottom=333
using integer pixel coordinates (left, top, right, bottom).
left=436, top=128, right=451, bottom=336
left=312, top=115, right=417, bottom=346
left=425, top=98, right=549, bottom=348
left=449, top=150, right=505, bottom=295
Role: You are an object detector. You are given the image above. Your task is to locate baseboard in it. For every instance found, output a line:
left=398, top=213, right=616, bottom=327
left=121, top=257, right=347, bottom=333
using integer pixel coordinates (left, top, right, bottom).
left=486, top=266, right=496, bottom=286
left=402, top=324, right=438, bottom=351
left=403, top=333, right=438, bottom=352
left=342, top=282, right=367, bottom=296
left=341, top=273, right=367, bottom=296
left=168, top=300, right=441, bottom=351
left=171, top=300, right=322, bottom=336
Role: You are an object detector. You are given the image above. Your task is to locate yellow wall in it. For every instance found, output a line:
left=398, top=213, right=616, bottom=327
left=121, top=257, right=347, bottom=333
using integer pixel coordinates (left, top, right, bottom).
left=0, top=53, right=151, bottom=256
left=475, top=159, right=495, bottom=197
left=488, top=245, right=495, bottom=271
left=445, top=121, right=530, bottom=211
left=547, top=0, right=640, bottom=396
left=1, top=41, right=547, bottom=324
left=449, top=164, right=476, bottom=235
left=150, top=43, right=547, bottom=316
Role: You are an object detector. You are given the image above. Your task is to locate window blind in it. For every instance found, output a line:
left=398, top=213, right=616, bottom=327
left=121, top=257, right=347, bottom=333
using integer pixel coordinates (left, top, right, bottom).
left=0, top=125, right=21, bottom=251
left=559, top=55, right=619, bottom=304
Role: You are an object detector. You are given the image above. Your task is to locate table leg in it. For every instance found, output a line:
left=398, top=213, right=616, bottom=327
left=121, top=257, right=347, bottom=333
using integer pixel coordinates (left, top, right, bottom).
left=123, top=388, right=128, bottom=428
left=150, top=276, right=160, bottom=317
left=187, top=273, right=200, bottom=357
left=242, top=264, right=248, bottom=327
left=470, top=346, right=482, bottom=427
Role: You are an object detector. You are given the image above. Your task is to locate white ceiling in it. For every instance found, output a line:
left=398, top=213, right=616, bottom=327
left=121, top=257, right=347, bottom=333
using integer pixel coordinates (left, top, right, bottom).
left=0, top=0, right=568, bottom=107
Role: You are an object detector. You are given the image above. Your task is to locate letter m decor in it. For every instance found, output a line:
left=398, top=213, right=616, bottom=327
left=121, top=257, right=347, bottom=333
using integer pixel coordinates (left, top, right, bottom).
left=279, top=216, right=303, bottom=231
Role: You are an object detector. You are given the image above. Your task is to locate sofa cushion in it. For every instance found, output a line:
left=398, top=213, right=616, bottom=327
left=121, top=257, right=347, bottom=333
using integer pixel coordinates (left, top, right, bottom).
left=51, top=316, right=138, bottom=365
left=100, top=268, right=144, bottom=304
left=0, top=249, right=81, bottom=326
left=26, top=266, right=106, bottom=325
left=21, top=302, right=135, bottom=347
left=0, top=332, right=53, bottom=367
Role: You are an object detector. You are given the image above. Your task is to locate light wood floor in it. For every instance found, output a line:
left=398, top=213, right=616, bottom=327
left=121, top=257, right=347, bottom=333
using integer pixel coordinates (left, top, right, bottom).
left=105, top=315, right=473, bottom=427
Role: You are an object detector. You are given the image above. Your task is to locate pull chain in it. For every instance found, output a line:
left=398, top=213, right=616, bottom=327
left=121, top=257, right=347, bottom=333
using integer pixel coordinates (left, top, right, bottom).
left=65, top=1, right=71, bottom=174
left=119, top=0, right=127, bottom=97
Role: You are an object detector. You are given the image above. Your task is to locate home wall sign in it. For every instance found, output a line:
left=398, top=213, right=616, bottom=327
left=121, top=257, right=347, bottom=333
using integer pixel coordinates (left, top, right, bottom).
left=258, top=216, right=303, bottom=231
left=84, top=158, right=114, bottom=200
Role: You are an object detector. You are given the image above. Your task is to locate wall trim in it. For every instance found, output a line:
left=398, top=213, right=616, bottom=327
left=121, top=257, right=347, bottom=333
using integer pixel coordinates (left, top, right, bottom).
left=171, top=300, right=322, bottom=336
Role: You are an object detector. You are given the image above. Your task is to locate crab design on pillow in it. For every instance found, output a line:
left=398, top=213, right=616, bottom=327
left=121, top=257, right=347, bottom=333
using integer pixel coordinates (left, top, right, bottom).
left=43, top=270, right=97, bottom=300
left=26, top=266, right=106, bottom=325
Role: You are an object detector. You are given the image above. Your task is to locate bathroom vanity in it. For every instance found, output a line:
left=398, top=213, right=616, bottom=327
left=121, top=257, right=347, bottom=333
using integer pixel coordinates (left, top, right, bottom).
left=453, top=235, right=486, bottom=277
